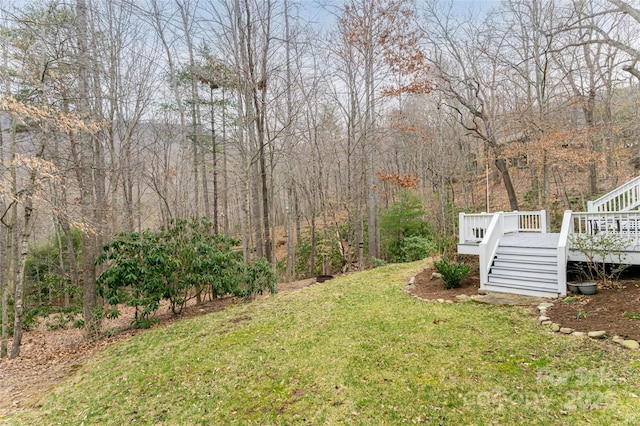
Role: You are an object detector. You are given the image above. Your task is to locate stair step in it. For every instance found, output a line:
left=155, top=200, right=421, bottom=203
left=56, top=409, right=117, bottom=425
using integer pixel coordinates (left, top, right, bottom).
left=493, top=259, right=557, bottom=271
left=483, top=283, right=560, bottom=298
left=494, top=253, right=556, bottom=263
left=496, top=246, right=557, bottom=256
left=488, top=274, right=558, bottom=287
left=489, top=281, right=558, bottom=291
left=485, top=279, right=559, bottom=293
left=490, top=266, right=557, bottom=280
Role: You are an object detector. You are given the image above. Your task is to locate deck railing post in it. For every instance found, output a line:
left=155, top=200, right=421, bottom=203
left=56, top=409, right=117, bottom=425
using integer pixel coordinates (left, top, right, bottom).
left=540, top=210, right=547, bottom=233
left=557, top=210, right=573, bottom=297
left=459, top=212, right=466, bottom=244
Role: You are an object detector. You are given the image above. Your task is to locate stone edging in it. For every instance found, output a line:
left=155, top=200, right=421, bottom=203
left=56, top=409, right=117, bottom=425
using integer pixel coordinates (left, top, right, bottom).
left=405, top=275, right=640, bottom=351
left=536, top=302, right=640, bottom=351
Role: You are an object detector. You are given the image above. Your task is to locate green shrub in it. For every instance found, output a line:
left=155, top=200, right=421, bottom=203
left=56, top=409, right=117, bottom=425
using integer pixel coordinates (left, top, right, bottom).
left=2, top=297, right=40, bottom=335
left=371, top=257, right=387, bottom=268
left=236, top=258, right=277, bottom=297
left=131, top=317, right=158, bottom=329
left=96, top=218, right=276, bottom=324
left=45, top=313, right=71, bottom=330
left=433, top=258, right=471, bottom=289
left=399, top=236, right=436, bottom=262
left=380, top=189, right=432, bottom=262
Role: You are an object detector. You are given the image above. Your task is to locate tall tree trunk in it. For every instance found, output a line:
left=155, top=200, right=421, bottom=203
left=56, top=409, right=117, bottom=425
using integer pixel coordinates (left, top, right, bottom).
left=10, top=139, right=45, bottom=359
left=0, top=223, right=8, bottom=357
left=259, top=143, right=271, bottom=261
left=2, top=118, right=18, bottom=358
left=76, top=0, right=98, bottom=339
left=495, top=157, right=519, bottom=211
left=10, top=202, right=33, bottom=359
left=177, top=0, right=202, bottom=218
left=222, top=87, right=230, bottom=235
left=286, top=181, right=295, bottom=281
left=59, top=210, right=80, bottom=297
left=0, top=119, right=8, bottom=358
left=309, top=214, right=316, bottom=276
left=0, top=21, right=8, bottom=359
left=586, top=88, right=598, bottom=196
left=211, top=88, right=219, bottom=233
left=151, top=0, right=189, bottom=219
left=284, top=0, right=294, bottom=281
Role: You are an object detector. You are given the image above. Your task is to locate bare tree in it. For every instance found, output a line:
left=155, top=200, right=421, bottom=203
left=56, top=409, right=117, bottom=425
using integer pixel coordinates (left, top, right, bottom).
left=335, top=0, right=430, bottom=264
left=420, top=1, right=520, bottom=210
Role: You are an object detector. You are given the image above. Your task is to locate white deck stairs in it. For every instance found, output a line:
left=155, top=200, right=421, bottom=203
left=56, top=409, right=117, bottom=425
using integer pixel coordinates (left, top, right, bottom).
left=485, top=234, right=560, bottom=298
left=458, top=176, right=640, bottom=299
left=588, top=176, right=640, bottom=212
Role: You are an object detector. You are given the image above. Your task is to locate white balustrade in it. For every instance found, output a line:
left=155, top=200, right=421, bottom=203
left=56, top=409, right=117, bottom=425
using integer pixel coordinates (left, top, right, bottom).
left=459, top=210, right=547, bottom=245
left=587, top=176, right=640, bottom=212
left=458, top=212, right=494, bottom=244
left=566, top=211, right=640, bottom=249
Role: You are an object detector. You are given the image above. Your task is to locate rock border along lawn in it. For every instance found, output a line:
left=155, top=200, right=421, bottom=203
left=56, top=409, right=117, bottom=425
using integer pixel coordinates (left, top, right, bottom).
left=405, top=274, right=640, bottom=351
left=536, top=302, right=640, bottom=351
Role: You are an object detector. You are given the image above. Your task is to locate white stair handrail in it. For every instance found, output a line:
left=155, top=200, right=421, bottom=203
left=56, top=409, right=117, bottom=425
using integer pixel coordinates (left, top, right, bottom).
left=587, top=176, right=640, bottom=212
left=479, top=213, right=504, bottom=290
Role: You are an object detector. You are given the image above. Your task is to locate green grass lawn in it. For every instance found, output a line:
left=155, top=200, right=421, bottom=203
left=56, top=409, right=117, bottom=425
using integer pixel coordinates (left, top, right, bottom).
left=5, top=261, right=640, bottom=425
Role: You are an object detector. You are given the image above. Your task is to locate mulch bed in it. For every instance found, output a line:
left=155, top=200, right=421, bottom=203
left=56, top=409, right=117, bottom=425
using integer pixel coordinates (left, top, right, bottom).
left=546, top=281, right=640, bottom=341
left=406, top=257, right=640, bottom=342
left=409, top=261, right=480, bottom=301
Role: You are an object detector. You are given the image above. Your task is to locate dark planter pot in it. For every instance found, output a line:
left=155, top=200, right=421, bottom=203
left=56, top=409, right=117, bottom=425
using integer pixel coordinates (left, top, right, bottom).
left=575, top=282, right=598, bottom=295
left=567, top=283, right=580, bottom=293
left=316, top=275, right=334, bottom=283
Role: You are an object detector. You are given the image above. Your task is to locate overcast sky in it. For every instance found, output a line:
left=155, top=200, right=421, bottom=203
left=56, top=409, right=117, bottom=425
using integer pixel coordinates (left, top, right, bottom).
left=301, top=0, right=500, bottom=28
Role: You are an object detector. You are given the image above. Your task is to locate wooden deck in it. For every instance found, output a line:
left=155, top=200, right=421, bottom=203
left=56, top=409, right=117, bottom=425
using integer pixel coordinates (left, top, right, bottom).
left=458, top=178, right=640, bottom=297
left=500, top=233, right=559, bottom=248
left=465, top=232, right=640, bottom=265
left=460, top=233, right=559, bottom=255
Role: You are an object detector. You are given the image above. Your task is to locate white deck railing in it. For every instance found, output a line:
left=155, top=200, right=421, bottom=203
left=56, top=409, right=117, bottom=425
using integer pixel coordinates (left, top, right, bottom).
left=518, top=210, right=547, bottom=232
left=459, top=210, right=547, bottom=244
left=566, top=211, right=640, bottom=249
left=587, top=176, right=640, bottom=212
left=458, top=212, right=494, bottom=244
